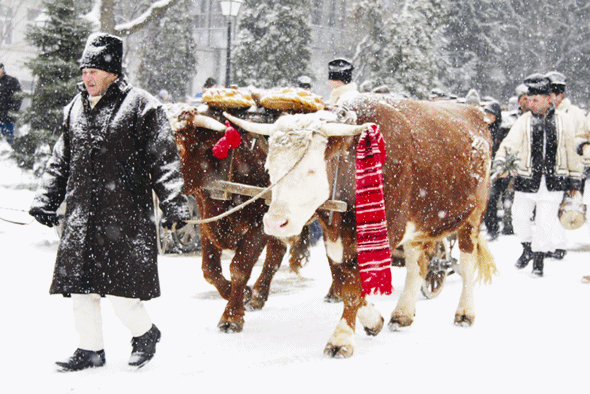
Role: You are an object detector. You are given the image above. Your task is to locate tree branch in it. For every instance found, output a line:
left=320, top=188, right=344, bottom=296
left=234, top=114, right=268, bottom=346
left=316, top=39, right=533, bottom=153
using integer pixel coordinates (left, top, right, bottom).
left=113, top=0, right=183, bottom=36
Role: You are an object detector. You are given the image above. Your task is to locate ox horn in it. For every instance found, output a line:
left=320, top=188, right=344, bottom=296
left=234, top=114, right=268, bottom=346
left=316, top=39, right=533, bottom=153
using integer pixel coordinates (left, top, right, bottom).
left=320, top=122, right=375, bottom=137
left=192, top=115, right=227, bottom=132
left=223, top=112, right=276, bottom=136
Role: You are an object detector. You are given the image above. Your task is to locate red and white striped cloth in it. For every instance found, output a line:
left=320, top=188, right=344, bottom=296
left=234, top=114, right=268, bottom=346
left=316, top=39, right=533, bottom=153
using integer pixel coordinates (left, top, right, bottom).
left=355, top=123, right=393, bottom=296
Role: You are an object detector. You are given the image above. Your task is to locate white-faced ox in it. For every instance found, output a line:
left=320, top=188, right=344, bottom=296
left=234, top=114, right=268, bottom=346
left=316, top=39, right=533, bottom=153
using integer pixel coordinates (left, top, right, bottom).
left=225, top=94, right=497, bottom=358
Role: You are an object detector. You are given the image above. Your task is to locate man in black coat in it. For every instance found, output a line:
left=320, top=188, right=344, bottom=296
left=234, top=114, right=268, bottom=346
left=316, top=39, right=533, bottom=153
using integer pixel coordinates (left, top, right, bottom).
left=483, top=100, right=508, bottom=240
left=29, top=33, right=190, bottom=371
left=0, top=63, right=22, bottom=144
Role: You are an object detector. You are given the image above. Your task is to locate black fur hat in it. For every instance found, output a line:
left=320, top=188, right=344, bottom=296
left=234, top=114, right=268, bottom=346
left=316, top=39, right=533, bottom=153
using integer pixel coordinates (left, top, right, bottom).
left=328, top=58, right=353, bottom=84
left=79, top=33, right=123, bottom=75
left=545, top=71, right=567, bottom=94
left=524, top=73, right=551, bottom=96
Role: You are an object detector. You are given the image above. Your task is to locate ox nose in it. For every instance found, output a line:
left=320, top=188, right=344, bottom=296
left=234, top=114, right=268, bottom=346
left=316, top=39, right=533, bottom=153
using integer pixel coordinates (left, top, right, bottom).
left=263, top=212, right=290, bottom=236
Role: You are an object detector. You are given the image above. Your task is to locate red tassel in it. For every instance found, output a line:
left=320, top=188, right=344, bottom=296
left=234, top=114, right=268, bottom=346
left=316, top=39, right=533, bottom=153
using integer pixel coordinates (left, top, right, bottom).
left=212, top=122, right=242, bottom=160
left=224, top=121, right=241, bottom=149
left=212, top=139, right=230, bottom=159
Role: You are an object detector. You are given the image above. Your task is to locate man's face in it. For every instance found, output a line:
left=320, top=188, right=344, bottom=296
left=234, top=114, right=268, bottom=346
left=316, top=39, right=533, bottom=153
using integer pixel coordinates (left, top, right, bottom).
left=82, top=68, right=118, bottom=97
left=518, top=95, right=529, bottom=112
left=550, top=92, right=564, bottom=107
left=0, top=68, right=4, bottom=78
left=528, top=94, right=552, bottom=115
left=328, top=79, right=345, bottom=91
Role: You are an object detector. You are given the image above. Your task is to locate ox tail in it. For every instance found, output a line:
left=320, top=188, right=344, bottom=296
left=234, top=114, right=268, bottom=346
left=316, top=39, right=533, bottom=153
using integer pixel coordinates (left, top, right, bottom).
left=475, top=232, right=498, bottom=285
left=287, top=224, right=311, bottom=274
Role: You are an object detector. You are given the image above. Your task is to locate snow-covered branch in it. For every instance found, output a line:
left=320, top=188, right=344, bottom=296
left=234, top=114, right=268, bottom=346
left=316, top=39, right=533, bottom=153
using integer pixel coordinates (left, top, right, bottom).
left=115, top=0, right=182, bottom=35
left=86, top=0, right=182, bottom=36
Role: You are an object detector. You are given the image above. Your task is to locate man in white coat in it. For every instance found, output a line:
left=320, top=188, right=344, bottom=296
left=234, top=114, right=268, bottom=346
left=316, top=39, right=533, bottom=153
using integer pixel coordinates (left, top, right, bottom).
left=327, top=58, right=358, bottom=105
left=494, top=73, right=583, bottom=277
left=543, top=71, right=588, bottom=259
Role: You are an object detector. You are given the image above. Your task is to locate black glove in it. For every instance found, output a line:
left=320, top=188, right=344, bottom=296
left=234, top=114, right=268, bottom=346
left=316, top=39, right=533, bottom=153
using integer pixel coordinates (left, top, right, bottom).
left=29, top=208, right=60, bottom=228
left=161, top=217, right=187, bottom=231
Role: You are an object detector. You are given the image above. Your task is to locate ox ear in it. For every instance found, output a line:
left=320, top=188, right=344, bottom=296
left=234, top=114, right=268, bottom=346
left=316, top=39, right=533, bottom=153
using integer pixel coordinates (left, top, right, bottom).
left=192, top=115, right=226, bottom=132
left=320, top=122, right=374, bottom=137
left=223, top=112, right=276, bottom=136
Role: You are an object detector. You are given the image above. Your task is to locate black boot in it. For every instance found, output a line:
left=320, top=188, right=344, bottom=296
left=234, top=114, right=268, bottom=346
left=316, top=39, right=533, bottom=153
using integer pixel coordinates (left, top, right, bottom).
left=545, top=249, right=567, bottom=260
left=532, top=252, right=544, bottom=277
left=515, top=242, right=533, bottom=269
left=501, top=223, right=514, bottom=235
left=55, top=348, right=105, bottom=372
left=129, top=324, right=161, bottom=369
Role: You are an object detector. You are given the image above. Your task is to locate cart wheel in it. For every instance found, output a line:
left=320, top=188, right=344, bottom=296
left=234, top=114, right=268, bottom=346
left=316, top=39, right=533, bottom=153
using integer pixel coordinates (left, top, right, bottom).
left=421, top=269, right=447, bottom=299
left=171, top=224, right=201, bottom=253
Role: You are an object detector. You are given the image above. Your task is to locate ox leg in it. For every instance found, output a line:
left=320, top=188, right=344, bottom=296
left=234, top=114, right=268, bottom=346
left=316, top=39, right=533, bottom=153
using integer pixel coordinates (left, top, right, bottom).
left=455, top=251, right=477, bottom=327
left=247, top=238, right=287, bottom=311
left=453, top=225, right=484, bottom=327
left=324, top=236, right=344, bottom=303
left=389, top=244, right=427, bottom=330
left=324, top=259, right=364, bottom=358
left=201, top=236, right=231, bottom=300
left=218, top=232, right=268, bottom=333
left=324, top=261, right=344, bottom=303
left=357, top=299, right=384, bottom=336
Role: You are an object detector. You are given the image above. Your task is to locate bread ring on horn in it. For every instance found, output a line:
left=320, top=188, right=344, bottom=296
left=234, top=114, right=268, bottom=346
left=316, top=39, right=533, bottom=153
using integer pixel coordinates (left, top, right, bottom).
left=202, top=88, right=255, bottom=109
left=260, top=88, right=324, bottom=112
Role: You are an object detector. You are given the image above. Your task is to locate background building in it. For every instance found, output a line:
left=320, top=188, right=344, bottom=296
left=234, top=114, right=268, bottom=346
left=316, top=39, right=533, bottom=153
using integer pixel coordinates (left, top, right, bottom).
left=191, top=0, right=348, bottom=99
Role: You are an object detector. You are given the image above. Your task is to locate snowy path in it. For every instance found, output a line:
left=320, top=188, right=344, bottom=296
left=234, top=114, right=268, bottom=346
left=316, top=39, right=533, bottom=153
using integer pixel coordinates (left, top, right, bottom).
left=1, top=181, right=588, bottom=393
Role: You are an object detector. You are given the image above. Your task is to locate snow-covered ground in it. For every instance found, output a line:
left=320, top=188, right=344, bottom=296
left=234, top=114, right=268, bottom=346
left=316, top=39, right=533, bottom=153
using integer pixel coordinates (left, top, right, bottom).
left=1, top=142, right=588, bottom=393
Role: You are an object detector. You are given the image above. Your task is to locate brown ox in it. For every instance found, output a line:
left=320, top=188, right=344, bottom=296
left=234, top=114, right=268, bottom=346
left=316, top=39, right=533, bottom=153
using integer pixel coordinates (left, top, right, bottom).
left=165, top=103, right=309, bottom=333
left=225, top=94, right=497, bottom=357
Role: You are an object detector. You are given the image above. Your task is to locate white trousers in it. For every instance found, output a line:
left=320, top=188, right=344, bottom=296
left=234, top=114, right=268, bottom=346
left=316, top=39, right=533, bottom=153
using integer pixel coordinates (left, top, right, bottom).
left=72, top=294, right=152, bottom=351
left=512, top=178, right=564, bottom=254
left=583, top=179, right=590, bottom=237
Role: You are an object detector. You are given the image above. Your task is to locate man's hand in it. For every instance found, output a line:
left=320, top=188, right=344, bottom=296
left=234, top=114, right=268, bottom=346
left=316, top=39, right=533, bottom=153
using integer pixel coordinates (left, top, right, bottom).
left=161, top=217, right=187, bottom=231
left=29, top=208, right=59, bottom=228
left=583, top=145, right=590, bottom=161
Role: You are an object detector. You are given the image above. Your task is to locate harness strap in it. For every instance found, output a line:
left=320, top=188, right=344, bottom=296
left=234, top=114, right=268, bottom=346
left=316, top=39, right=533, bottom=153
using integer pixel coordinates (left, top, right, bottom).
left=186, top=135, right=313, bottom=225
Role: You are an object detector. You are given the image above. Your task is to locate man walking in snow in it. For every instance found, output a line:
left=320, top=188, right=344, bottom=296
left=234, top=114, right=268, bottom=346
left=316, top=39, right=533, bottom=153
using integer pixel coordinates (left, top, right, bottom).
left=543, top=71, right=588, bottom=260
left=0, top=63, right=22, bottom=144
left=29, top=33, right=190, bottom=372
left=494, top=73, right=583, bottom=277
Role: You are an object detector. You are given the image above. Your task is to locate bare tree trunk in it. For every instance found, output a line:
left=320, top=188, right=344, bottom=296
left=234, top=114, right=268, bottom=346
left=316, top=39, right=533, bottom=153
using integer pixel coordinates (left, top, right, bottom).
left=100, top=0, right=116, bottom=35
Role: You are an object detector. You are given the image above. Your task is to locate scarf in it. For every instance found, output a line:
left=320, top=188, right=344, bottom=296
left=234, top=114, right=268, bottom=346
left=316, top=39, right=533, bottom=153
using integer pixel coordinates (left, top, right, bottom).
left=355, top=123, right=393, bottom=296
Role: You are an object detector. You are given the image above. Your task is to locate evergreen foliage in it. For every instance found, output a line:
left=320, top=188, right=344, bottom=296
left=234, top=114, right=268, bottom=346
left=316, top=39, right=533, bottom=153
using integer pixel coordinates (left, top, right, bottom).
left=11, top=0, right=92, bottom=173
left=233, top=0, right=312, bottom=88
left=346, top=0, right=447, bottom=99
left=443, top=0, right=590, bottom=102
left=136, top=0, right=197, bottom=101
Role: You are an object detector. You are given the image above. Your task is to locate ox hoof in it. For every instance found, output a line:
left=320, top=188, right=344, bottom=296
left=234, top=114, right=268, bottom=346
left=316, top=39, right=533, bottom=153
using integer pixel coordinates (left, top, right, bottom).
left=242, top=286, right=253, bottom=305
left=364, top=316, right=384, bottom=336
left=388, top=315, right=413, bottom=331
left=217, top=320, right=244, bottom=333
left=324, top=344, right=354, bottom=359
left=323, top=291, right=342, bottom=303
left=454, top=314, right=474, bottom=327
left=245, top=297, right=265, bottom=311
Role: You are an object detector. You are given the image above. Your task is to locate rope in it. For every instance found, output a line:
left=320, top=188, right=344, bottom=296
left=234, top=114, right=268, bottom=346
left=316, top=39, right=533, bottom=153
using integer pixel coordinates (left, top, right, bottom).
left=185, top=133, right=314, bottom=225
left=0, top=207, right=35, bottom=225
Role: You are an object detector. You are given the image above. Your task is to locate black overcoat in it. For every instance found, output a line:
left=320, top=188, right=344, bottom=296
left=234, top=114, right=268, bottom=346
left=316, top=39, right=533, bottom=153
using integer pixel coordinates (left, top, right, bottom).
left=0, top=73, right=22, bottom=123
left=31, top=77, right=189, bottom=300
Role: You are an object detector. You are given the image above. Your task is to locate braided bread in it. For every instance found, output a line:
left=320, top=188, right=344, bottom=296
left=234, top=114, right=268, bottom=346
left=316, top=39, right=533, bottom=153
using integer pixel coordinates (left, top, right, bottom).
left=202, top=88, right=255, bottom=109
left=260, top=88, right=324, bottom=112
